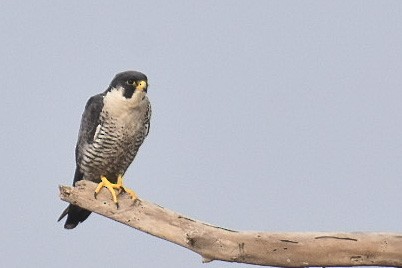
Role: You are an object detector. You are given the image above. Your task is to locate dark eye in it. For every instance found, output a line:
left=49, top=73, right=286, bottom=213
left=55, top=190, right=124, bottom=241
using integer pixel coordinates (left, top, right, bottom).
left=127, top=79, right=135, bottom=85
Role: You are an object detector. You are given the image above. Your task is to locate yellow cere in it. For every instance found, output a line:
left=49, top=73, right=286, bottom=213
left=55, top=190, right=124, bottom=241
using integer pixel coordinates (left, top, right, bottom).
left=136, top=80, right=147, bottom=91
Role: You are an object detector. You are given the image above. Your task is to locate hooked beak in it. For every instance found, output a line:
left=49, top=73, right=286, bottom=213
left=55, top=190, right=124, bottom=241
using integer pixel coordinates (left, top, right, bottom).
left=135, top=80, right=148, bottom=93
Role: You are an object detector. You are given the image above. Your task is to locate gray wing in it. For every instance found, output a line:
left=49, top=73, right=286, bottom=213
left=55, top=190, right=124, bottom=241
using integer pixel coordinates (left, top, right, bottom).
left=143, top=101, right=152, bottom=137
left=73, top=93, right=104, bottom=183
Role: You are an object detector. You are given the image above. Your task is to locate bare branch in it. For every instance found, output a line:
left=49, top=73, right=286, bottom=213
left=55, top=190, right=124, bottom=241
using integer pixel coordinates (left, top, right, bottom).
left=59, top=180, right=402, bottom=267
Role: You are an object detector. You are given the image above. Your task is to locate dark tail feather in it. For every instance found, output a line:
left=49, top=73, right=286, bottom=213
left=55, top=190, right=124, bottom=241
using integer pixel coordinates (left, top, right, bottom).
left=58, top=204, right=92, bottom=229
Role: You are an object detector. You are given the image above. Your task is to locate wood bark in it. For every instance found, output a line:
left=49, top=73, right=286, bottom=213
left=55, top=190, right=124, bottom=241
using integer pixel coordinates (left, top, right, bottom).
left=59, top=180, right=402, bottom=267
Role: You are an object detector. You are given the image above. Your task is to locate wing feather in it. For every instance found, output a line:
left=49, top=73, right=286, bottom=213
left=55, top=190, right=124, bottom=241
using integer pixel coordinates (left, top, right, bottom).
left=73, top=94, right=104, bottom=183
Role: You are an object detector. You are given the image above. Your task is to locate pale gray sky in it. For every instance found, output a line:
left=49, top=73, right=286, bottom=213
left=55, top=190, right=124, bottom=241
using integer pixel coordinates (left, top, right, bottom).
left=1, top=1, right=401, bottom=267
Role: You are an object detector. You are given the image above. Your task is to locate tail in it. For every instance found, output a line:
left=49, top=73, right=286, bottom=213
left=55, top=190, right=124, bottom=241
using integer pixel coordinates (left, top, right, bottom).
left=58, top=204, right=92, bottom=229
left=58, top=167, right=92, bottom=229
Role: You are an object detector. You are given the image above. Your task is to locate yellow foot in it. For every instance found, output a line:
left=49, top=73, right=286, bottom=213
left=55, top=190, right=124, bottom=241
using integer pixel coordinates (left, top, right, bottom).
left=116, top=174, right=138, bottom=201
left=94, top=175, right=138, bottom=208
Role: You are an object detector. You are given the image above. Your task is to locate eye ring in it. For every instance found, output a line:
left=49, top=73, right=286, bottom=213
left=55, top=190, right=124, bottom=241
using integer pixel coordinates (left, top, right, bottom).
left=127, top=79, right=135, bottom=85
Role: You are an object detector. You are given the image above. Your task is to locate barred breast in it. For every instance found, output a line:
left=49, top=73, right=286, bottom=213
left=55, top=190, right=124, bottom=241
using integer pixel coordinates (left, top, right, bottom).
left=79, top=93, right=151, bottom=184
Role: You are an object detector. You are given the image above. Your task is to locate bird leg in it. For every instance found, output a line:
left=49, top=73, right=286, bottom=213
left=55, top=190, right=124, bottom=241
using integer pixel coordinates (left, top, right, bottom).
left=94, top=176, right=120, bottom=207
left=94, top=175, right=138, bottom=208
left=116, top=174, right=138, bottom=201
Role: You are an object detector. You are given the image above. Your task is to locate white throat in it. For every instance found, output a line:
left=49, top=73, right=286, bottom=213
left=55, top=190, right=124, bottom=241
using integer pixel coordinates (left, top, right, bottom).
left=103, top=87, right=146, bottom=117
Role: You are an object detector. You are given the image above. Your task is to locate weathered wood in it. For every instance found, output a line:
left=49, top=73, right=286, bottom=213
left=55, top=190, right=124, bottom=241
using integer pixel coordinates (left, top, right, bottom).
left=59, top=180, right=402, bottom=267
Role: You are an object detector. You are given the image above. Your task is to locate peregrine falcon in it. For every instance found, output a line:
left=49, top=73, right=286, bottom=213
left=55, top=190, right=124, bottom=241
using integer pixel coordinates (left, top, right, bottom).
left=58, top=71, right=151, bottom=229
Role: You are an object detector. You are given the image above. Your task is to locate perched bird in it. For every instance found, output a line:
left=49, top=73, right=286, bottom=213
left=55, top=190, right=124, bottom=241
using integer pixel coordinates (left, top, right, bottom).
left=58, top=71, right=151, bottom=229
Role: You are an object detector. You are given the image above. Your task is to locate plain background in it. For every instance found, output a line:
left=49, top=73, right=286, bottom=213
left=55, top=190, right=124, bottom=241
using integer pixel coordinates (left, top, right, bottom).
left=1, top=1, right=401, bottom=267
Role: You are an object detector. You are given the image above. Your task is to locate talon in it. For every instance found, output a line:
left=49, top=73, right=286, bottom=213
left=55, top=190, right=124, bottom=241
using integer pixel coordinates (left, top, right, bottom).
left=117, top=174, right=138, bottom=200
left=93, top=175, right=138, bottom=207
left=115, top=174, right=124, bottom=195
left=121, top=186, right=138, bottom=200
left=94, top=180, right=105, bottom=199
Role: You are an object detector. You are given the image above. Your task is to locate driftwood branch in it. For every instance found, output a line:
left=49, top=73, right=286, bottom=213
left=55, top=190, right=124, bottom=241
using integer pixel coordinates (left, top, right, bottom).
left=59, top=180, right=402, bottom=267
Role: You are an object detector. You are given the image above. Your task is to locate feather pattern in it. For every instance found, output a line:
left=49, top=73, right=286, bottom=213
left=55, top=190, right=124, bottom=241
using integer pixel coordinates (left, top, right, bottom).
left=58, top=71, right=151, bottom=229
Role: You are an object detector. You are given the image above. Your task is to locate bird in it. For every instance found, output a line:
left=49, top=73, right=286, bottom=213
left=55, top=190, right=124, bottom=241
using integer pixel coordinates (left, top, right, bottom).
left=58, top=70, right=151, bottom=229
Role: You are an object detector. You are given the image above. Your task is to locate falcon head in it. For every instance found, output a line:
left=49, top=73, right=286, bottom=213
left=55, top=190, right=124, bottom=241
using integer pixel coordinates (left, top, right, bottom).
left=109, top=71, right=148, bottom=99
